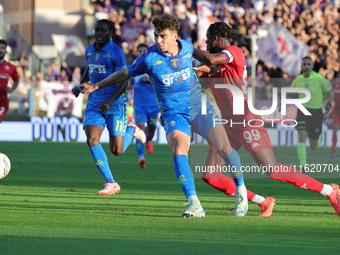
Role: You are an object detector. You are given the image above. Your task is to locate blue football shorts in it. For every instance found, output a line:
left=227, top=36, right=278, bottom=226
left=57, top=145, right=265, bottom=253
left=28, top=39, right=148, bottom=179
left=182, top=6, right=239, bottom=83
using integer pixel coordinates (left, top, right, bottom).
left=83, top=102, right=127, bottom=137
left=161, top=103, right=217, bottom=138
left=134, top=104, right=159, bottom=128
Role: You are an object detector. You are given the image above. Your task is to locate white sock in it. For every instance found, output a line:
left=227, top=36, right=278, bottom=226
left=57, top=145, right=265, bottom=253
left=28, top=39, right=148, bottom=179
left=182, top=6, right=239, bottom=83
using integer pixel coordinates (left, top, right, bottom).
left=251, top=195, right=266, bottom=205
left=188, top=195, right=199, bottom=203
left=320, top=184, right=333, bottom=196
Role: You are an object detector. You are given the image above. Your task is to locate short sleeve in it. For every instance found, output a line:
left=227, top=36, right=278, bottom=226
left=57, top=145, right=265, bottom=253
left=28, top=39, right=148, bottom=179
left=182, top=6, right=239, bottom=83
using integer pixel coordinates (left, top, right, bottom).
left=113, top=47, right=127, bottom=72
left=128, top=53, right=148, bottom=77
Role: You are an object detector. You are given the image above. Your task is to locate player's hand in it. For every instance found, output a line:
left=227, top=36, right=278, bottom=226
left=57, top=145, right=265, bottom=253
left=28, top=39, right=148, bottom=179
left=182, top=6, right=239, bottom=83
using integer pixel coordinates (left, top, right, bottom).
left=72, top=85, right=81, bottom=97
left=209, top=65, right=226, bottom=75
left=323, top=112, right=331, bottom=120
left=99, top=102, right=110, bottom=113
left=79, top=82, right=97, bottom=94
left=4, top=87, right=11, bottom=94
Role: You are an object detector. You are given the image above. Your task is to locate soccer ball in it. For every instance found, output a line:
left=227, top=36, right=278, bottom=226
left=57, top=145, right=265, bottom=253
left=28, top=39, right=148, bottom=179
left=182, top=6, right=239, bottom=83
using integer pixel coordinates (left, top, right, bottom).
left=0, top=152, right=11, bottom=179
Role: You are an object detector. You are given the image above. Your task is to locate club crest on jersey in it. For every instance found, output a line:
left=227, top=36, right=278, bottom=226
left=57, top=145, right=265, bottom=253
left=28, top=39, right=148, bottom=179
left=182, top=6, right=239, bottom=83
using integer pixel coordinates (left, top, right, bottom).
left=170, top=121, right=176, bottom=127
left=5, top=65, right=10, bottom=70
left=305, top=83, right=309, bottom=88
left=171, top=59, right=179, bottom=69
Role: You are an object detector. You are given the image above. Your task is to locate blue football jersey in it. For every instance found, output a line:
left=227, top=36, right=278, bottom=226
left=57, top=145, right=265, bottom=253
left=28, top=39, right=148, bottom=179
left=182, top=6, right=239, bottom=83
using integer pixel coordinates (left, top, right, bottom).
left=131, top=74, right=158, bottom=108
left=86, top=41, right=128, bottom=109
left=127, top=39, right=202, bottom=118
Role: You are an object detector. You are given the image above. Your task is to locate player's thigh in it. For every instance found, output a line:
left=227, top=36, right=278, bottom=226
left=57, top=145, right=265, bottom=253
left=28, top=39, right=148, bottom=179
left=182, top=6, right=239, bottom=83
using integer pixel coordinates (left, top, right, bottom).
left=162, top=114, right=191, bottom=156
left=166, top=129, right=190, bottom=156
left=295, top=109, right=307, bottom=133
left=0, top=102, right=9, bottom=122
left=307, top=109, right=323, bottom=140
left=106, top=103, right=128, bottom=138
left=147, top=109, right=159, bottom=129
left=134, top=107, right=148, bottom=125
left=84, top=125, right=104, bottom=146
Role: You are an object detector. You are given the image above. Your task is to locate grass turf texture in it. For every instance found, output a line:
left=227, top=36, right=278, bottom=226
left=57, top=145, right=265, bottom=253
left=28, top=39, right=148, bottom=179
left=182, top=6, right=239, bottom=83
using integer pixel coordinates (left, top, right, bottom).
left=0, top=141, right=339, bottom=255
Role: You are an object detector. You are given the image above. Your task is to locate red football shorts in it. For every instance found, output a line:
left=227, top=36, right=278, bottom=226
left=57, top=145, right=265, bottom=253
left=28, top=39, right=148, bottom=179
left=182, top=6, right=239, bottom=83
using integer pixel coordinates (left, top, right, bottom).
left=209, top=125, right=273, bottom=154
left=0, top=100, right=9, bottom=122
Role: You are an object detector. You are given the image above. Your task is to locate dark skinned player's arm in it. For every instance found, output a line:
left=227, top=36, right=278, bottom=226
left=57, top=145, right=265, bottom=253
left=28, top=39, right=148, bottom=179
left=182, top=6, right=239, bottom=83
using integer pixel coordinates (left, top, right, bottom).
left=72, top=67, right=89, bottom=97
left=193, top=48, right=228, bottom=66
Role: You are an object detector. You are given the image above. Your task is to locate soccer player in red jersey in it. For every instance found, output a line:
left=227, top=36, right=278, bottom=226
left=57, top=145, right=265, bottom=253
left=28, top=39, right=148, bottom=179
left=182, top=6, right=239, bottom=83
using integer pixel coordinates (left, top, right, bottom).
left=0, top=39, right=19, bottom=122
left=193, top=22, right=340, bottom=217
left=330, top=77, right=340, bottom=159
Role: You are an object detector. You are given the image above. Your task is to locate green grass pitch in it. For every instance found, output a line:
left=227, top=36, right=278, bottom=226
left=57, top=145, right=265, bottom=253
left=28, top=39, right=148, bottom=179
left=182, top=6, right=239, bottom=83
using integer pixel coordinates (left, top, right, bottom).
left=0, top=141, right=339, bottom=255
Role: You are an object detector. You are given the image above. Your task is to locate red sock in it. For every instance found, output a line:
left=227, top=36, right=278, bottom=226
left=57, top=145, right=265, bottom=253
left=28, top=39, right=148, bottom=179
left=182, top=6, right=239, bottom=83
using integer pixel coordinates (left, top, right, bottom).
left=268, top=163, right=323, bottom=193
left=332, top=133, right=337, bottom=153
left=201, top=171, right=256, bottom=201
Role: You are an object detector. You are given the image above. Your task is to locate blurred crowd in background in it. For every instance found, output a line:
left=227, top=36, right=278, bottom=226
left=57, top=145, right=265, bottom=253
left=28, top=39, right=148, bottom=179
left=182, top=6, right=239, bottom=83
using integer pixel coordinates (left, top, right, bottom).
left=2, top=0, right=340, bottom=116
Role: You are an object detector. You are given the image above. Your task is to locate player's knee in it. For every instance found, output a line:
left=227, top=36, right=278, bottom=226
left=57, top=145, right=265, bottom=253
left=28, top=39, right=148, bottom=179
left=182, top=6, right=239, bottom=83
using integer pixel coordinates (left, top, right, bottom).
left=86, top=137, right=100, bottom=147
left=110, top=147, right=123, bottom=156
left=310, top=144, right=318, bottom=150
left=215, top=144, right=232, bottom=157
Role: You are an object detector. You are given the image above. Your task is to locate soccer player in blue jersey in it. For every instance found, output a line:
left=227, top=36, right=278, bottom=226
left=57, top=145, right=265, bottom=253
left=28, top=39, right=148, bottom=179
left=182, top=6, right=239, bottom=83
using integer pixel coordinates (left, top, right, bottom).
left=72, top=19, right=146, bottom=196
left=131, top=44, right=159, bottom=168
left=100, top=43, right=159, bottom=169
left=79, top=14, right=249, bottom=217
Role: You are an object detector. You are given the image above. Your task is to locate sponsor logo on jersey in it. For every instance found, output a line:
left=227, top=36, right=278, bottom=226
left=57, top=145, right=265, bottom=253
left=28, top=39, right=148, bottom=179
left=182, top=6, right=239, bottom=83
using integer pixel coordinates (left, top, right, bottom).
left=155, top=60, right=164, bottom=65
left=0, top=73, right=9, bottom=79
left=103, top=54, right=112, bottom=58
left=161, top=67, right=190, bottom=86
left=251, top=142, right=260, bottom=149
left=87, top=52, right=92, bottom=56
left=88, top=64, right=107, bottom=74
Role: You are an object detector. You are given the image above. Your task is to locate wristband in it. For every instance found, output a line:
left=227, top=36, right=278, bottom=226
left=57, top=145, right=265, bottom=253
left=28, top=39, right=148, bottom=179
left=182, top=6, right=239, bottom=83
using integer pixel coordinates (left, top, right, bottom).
left=325, top=102, right=332, bottom=113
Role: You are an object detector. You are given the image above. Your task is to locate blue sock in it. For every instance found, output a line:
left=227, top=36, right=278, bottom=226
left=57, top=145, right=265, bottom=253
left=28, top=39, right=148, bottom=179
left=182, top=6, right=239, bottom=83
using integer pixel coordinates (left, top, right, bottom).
left=173, top=155, right=197, bottom=198
left=89, top=144, right=115, bottom=183
left=136, top=140, right=145, bottom=159
left=123, top=126, right=135, bottom=153
left=221, top=149, right=244, bottom=186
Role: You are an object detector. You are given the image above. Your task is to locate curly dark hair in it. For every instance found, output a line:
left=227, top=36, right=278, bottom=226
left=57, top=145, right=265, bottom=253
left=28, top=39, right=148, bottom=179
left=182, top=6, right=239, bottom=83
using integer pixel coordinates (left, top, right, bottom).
left=152, top=13, right=180, bottom=33
left=0, top=39, right=7, bottom=47
left=207, top=22, right=239, bottom=40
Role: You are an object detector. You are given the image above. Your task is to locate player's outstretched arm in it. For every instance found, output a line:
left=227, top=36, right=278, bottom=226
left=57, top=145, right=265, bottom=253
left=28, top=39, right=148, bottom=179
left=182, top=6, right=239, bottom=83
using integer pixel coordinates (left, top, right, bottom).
left=4, top=80, right=19, bottom=94
left=72, top=67, right=89, bottom=97
left=193, top=48, right=228, bottom=66
left=99, top=80, right=129, bottom=113
left=80, top=69, right=131, bottom=94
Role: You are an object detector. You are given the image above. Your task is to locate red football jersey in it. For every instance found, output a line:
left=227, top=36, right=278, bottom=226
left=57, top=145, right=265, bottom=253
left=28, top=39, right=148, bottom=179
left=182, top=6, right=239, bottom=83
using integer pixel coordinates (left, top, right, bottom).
left=0, top=61, right=19, bottom=104
left=201, top=46, right=260, bottom=122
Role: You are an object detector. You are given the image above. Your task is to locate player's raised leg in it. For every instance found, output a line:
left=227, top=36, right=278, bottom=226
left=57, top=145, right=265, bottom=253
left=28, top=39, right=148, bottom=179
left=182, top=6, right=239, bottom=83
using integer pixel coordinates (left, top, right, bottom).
left=206, top=124, right=248, bottom=216
left=202, top=150, right=275, bottom=217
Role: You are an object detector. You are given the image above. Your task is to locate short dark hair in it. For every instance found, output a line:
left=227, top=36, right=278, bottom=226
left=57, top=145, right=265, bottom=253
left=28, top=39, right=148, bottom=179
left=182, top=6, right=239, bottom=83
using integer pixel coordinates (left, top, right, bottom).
left=137, top=43, right=148, bottom=50
left=302, top=56, right=313, bottom=62
left=152, top=13, right=180, bottom=33
left=207, top=22, right=239, bottom=40
left=0, top=39, right=8, bottom=47
left=96, top=19, right=114, bottom=32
